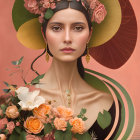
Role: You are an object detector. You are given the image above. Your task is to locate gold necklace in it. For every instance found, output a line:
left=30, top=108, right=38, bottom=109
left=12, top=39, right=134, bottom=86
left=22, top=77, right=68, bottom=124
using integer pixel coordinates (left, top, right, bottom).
left=65, top=89, right=71, bottom=107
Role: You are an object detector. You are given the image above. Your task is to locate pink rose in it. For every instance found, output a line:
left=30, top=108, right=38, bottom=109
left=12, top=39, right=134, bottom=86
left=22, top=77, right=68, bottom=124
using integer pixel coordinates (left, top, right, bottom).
left=92, top=3, right=107, bottom=23
left=6, top=121, right=15, bottom=134
left=16, top=122, right=20, bottom=126
left=50, top=0, right=54, bottom=2
left=0, top=118, right=8, bottom=129
left=90, top=1, right=96, bottom=9
left=26, top=134, right=42, bottom=140
left=39, top=13, right=45, bottom=23
left=43, top=132, right=55, bottom=140
left=43, top=1, right=50, bottom=8
left=0, top=134, right=6, bottom=140
left=50, top=3, right=56, bottom=9
left=24, top=0, right=41, bottom=14
left=54, top=118, right=67, bottom=131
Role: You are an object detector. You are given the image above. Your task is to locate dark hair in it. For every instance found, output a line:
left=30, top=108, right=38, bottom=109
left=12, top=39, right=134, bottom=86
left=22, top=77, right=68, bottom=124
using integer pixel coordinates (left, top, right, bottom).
left=31, top=0, right=92, bottom=78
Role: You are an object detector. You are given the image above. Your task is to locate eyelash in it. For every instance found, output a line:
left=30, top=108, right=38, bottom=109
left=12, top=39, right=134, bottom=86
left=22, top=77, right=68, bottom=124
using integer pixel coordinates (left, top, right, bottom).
left=74, top=26, right=84, bottom=31
left=51, top=26, right=84, bottom=32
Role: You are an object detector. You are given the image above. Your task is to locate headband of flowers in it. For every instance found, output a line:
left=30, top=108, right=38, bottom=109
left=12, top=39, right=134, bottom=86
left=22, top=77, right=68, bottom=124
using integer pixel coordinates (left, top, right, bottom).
left=24, top=0, right=107, bottom=24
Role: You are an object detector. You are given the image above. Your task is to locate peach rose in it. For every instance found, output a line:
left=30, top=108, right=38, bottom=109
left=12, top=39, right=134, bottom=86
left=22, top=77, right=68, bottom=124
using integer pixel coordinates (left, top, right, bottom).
left=26, top=134, right=42, bottom=140
left=24, top=116, right=44, bottom=134
left=56, top=106, right=73, bottom=121
left=0, top=118, right=8, bottom=129
left=6, top=105, right=19, bottom=119
left=69, top=117, right=85, bottom=134
left=54, top=118, right=67, bottom=131
left=92, top=3, right=107, bottom=23
left=7, top=121, right=15, bottom=134
left=0, top=134, right=6, bottom=140
left=33, top=104, right=51, bottom=123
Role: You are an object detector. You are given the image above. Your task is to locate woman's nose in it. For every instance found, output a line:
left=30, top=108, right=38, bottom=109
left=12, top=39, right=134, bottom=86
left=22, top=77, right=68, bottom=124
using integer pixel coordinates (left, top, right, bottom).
left=63, top=28, right=72, bottom=44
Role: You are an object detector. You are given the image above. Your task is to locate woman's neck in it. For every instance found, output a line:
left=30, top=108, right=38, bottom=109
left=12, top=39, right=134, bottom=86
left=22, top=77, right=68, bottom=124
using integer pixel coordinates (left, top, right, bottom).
left=43, top=58, right=82, bottom=93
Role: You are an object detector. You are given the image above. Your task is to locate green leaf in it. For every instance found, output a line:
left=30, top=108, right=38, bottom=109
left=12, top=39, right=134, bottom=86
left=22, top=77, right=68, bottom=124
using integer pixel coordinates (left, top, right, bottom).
left=66, top=122, right=73, bottom=131
left=15, top=127, right=22, bottom=134
left=12, top=0, right=38, bottom=31
left=4, top=129, right=9, bottom=135
left=74, top=132, right=91, bottom=140
left=19, top=131, right=26, bottom=140
left=44, top=123, right=53, bottom=135
left=82, top=117, right=88, bottom=121
left=9, top=129, right=19, bottom=140
left=0, top=104, right=7, bottom=112
left=11, top=61, right=18, bottom=65
left=54, top=130, right=64, bottom=140
left=80, top=108, right=87, bottom=115
left=97, top=110, right=112, bottom=129
left=64, top=130, right=72, bottom=140
left=31, top=74, right=45, bottom=84
left=17, top=56, right=24, bottom=65
left=77, top=114, right=82, bottom=118
left=3, top=89, right=10, bottom=93
left=45, top=9, right=54, bottom=20
left=12, top=85, right=17, bottom=88
left=3, top=81, right=10, bottom=87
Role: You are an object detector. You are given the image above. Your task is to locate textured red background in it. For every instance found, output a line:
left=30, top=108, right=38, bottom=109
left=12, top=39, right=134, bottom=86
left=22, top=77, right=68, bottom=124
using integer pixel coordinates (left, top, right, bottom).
left=0, top=0, right=140, bottom=138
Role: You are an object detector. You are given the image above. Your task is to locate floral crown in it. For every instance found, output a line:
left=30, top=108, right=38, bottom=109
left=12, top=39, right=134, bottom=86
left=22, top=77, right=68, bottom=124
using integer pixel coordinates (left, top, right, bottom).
left=24, top=0, right=107, bottom=24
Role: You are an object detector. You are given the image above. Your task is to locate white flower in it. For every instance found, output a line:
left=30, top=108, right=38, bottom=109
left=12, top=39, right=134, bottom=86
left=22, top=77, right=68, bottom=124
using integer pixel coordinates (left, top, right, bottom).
left=15, top=86, right=45, bottom=110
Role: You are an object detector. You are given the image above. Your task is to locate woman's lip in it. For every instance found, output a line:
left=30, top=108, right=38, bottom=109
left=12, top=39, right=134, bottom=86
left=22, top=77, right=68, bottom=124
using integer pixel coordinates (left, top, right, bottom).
left=60, top=47, right=75, bottom=53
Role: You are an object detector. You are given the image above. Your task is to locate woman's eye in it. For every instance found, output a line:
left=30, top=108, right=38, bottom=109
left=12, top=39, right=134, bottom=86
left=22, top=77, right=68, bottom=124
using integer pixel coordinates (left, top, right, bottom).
left=52, top=26, right=62, bottom=32
left=74, top=26, right=84, bottom=31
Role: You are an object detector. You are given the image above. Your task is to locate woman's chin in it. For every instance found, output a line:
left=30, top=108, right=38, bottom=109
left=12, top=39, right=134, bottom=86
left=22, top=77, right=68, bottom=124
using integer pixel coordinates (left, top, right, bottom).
left=54, top=55, right=79, bottom=63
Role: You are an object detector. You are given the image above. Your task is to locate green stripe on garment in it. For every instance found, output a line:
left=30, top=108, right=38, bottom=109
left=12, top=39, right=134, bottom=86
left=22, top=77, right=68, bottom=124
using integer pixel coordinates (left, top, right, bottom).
left=85, top=68, right=135, bottom=140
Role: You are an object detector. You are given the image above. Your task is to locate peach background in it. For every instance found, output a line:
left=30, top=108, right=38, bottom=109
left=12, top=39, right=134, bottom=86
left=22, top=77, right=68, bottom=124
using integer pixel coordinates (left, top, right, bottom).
left=0, top=0, right=140, bottom=138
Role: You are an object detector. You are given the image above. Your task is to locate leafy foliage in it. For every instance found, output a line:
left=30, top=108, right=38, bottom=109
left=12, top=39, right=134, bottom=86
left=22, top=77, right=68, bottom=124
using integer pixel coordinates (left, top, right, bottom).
left=11, top=56, right=24, bottom=66
left=74, top=132, right=91, bottom=140
left=77, top=108, right=88, bottom=121
left=44, top=123, right=53, bottom=135
left=97, top=110, right=111, bottom=129
left=45, top=9, right=54, bottom=20
left=31, top=74, right=45, bottom=85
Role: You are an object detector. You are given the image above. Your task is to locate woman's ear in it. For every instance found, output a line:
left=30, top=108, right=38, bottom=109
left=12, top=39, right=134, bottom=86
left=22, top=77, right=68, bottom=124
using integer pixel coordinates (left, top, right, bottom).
left=87, top=27, right=93, bottom=43
left=41, top=27, right=47, bottom=44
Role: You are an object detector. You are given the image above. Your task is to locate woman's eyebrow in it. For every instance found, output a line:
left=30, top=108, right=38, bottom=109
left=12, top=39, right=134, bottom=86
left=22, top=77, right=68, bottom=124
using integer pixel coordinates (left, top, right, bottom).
left=72, top=22, right=86, bottom=25
left=48, top=22, right=86, bottom=25
left=49, top=22, right=63, bottom=25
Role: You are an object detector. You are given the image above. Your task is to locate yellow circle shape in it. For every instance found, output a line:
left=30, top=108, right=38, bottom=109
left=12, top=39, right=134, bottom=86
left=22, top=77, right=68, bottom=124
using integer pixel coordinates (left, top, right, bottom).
left=17, top=18, right=46, bottom=50
left=88, top=0, right=122, bottom=47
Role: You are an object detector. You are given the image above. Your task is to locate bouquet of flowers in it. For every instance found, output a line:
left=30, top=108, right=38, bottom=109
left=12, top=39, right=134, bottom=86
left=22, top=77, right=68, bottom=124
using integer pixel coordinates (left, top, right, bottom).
left=0, top=57, right=91, bottom=140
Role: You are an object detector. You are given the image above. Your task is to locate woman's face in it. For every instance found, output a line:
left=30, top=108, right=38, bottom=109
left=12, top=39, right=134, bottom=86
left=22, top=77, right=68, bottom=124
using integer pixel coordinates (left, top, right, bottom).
left=45, top=8, right=91, bottom=62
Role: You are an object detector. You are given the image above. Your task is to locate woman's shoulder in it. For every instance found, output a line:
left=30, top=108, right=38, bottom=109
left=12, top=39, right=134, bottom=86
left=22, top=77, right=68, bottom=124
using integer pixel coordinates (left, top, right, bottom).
left=82, top=83, right=114, bottom=112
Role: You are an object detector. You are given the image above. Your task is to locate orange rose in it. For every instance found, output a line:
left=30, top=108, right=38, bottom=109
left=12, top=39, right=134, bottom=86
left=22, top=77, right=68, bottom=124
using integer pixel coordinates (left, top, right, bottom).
left=33, top=104, right=51, bottom=122
left=69, top=117, right=85, bottom=134
left=54, top=118, right=67, bottom=131
left=56, top=106, right=73, bottom=121
left=24, top=116, right=44, bottom=134
left=6, top=105, right=19, bottom=119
